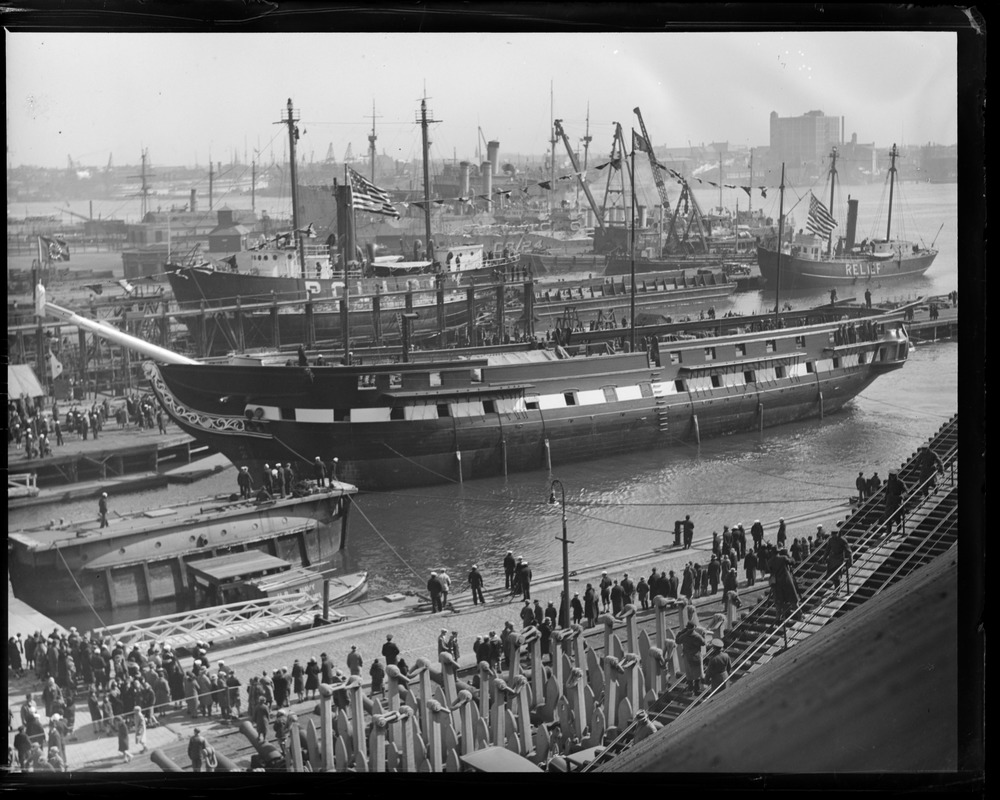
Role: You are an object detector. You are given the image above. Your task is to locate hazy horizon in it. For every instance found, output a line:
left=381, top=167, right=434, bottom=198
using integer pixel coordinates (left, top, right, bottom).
left=7, top=31, right=958, bottom=171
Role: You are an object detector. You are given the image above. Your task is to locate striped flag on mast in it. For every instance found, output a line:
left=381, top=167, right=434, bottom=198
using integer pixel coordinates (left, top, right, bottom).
left=806, top=193, right=837, bottom=238
left=347, top=167, right=400, bottom=219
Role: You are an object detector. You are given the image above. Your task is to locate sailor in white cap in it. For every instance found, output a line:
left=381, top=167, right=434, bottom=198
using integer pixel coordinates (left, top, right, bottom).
left=98, top=492, right=110, bottom=528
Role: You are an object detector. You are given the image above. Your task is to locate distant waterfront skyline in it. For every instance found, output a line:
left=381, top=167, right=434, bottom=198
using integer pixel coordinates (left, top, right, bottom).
left=6, top=30, right=958, bottom=171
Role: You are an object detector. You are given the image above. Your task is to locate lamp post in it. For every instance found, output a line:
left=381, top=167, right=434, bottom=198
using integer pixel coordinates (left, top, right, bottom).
left=548, top=479, right=573, bottom=627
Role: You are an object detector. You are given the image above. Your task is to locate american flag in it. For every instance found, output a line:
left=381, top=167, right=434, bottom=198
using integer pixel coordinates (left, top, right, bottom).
left=806, top=193, right=837, bottom=238
left=347, top=167, right=399, bottom=219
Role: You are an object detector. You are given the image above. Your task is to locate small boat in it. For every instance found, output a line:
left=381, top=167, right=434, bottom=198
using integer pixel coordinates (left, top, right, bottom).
left=756, top=144, right=939, bottom=288
left=186, top=549, right=368, bottom=607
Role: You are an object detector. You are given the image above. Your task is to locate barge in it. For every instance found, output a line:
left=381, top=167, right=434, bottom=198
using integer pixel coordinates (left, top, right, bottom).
left=7, top=484, right=355, bottom=615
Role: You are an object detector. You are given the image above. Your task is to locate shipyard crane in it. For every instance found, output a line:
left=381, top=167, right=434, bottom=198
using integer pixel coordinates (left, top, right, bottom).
left=632, top=107, right=671, bottom=217
left=553, top=119, right=605, bottom=232
left=631, top=108, right=710, bottom=255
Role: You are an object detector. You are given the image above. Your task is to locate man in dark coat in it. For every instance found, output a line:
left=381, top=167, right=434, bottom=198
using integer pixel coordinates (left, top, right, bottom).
left=826, top=529, right=853, bottom=591
left=519, top=600, right=535, bottom=629
left=750, top=520, right=765, bottom=550
left=262, top=464, right=273, bottom=495
left=744, top=549, right=758, bottom=587
left=776, top=518, right=787, bottom=548
left=610, top=580, right=625, bottom=615
left=571, top=592, right=584, bottom=624
left=882, top=471, right=907, bottom=532
left=683, top=515, right=695, bottom=548
left=856, top=471, right=868, bottom=503
left=281, top=463, right=295, bottom=496
left=312, top=456, right=328, bottom=488
left=518, top=561, right=532, bottom=601
left=707, top=556, right=722, bottom=595
left=427, top=572, right=444, bottom=613
left=503, top=551, right=516, bottom=589
left=636, top=578, right=650, bottom=610
left=381, top=635, right=399, bottom=667
left=468, top=565, right=485, bottom=605
left=237, top=467, right=253, bottom=499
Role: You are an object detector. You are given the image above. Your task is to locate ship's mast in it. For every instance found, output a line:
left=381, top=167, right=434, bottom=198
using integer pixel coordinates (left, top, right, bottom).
left=774, top=162, right=786, bottom=323
left=629, top=128, right=637, bottom=352
left=418, top=97, right=438, bottom=264
left=886, top=142, right=898, bottom=241
left=367, top=100, right=380, bottom=184
left=826, top=147, right=838, bottom=257
left=278, top=98, right=305, bottom=277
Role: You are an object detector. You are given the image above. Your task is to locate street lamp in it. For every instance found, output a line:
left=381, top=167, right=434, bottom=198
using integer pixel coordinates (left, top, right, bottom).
left=548, top=479, right=573, bottom=628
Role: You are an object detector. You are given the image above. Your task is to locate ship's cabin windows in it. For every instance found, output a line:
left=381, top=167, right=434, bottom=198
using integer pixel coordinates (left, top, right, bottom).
left=525, top=396, right=540, bottom=411
left=795, top=335, right=806, bottom=348
left=564, top=392, right=577, bottom=406
left=832, top=357, right=841, bottom=369
left=334, top=409, right=350, bottom=422
left=280, top=408, right=296, bottom=421
left=669, top=351, right=682, bottom=365
left=775, top=365, right=787, bottom=378
left=389, top=374, right=403, bottom=389
left=704, top=347, right=717, bottom=361
left=765, top=339, right=777, bottom=353
left=358, top=374, right=377, bottom=390
left=711, top=374, right=722, bottom=388
left=429, top=372, right=442, bottom=387
left=744, top=370, right=755, bottom=383
left=858, top=351, right=867, bottom=365
left=806, top=361, right=815, bottom=373
left=471, top=369, right=483, bottom=383
left=603, top=386, right=617, bottom=402
left=437, top=404, right=451, bottom=418
left=639, top=382, right=653, bottom=398
left=483, top=399, right=496, bottom=414
left=735, top=343, right=747, bottom=357
left=390, top=407, right=405, bottom=421
left=674, top=379, right=685, bottom=392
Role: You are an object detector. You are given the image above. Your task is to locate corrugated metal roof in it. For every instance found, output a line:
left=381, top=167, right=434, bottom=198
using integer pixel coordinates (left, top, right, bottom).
left=8, top=365, right=44, bottom=398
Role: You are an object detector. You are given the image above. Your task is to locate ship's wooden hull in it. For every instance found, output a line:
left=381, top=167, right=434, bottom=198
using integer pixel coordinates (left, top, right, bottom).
left=145, top=315, right=910, bottom=491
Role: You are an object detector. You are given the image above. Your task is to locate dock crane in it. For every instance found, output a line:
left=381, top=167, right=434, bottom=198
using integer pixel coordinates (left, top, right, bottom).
left=553, top=119, right=605, bottom=233
left=632, top=107, right=709, bottom=255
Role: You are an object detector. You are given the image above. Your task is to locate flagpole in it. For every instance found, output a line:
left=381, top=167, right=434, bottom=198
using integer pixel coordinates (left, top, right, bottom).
left=629, top=130, right=636, bottom=352
left=774, top=162, right=786, bottom=325
left=343, top=165, right=352, bottom=365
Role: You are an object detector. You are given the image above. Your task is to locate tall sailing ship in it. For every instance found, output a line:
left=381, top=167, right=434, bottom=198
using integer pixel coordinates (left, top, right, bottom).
left=756, top=144, right=938, bottom=289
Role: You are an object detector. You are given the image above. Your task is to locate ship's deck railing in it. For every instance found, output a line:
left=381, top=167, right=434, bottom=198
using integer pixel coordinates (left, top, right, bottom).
left=8, top=472, right=38, bottom=491
left=95, top=592, right=338, bottom=652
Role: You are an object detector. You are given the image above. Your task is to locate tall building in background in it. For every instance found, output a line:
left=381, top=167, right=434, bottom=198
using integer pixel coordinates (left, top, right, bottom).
left=769, top=110, right=842, bottom=180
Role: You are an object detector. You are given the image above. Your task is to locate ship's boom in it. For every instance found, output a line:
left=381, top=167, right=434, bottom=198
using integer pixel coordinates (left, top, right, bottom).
left=35, top=283, right=198, bottom=366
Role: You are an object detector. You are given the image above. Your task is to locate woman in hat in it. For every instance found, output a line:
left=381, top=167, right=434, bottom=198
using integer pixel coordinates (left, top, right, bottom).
left=768, top=546, right=800, bottom=618
left=291, top=659, right=304, bottom=703
left=115, top=715, right=132, bottom=762
left=304, top=657, right=320, bottom=701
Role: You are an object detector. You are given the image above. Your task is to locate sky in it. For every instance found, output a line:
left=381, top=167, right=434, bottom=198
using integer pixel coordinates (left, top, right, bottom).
left=6, top=30, right=959, bottom=170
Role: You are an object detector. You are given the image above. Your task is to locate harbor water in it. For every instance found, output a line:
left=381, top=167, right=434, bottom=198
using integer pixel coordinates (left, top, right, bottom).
left=8, top=182, right=960, bottom=631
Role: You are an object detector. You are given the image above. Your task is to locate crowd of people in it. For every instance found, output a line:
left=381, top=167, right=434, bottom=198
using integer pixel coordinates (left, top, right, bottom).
left=7, top=391, right=171, bottom=461
left=7, top=508, right=864, bottom=774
